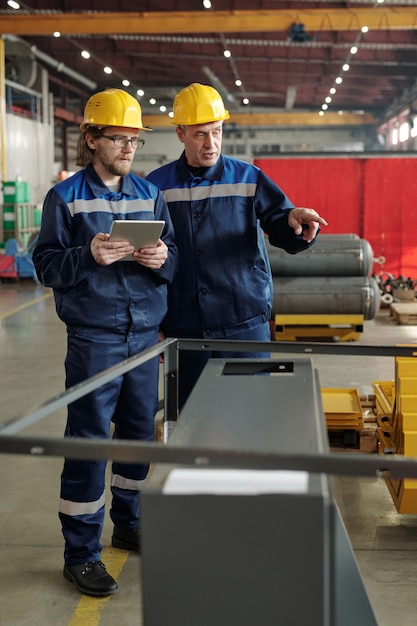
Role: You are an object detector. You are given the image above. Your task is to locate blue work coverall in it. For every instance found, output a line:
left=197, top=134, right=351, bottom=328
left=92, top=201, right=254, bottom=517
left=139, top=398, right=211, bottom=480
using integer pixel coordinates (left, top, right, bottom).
left=33, top=164, right=178, bottom=565
left=147, top=152, right=316, bottom=408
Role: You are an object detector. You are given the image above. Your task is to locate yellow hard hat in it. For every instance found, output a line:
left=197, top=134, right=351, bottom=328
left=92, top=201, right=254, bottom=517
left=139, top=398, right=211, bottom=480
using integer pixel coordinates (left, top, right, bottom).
left=172, top=83, right=230, bottom=125
left=80, top=88, right=152, bottom=131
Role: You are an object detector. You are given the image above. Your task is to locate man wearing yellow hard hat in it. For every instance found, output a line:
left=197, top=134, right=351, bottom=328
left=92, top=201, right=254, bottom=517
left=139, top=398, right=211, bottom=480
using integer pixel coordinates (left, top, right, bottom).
left=33, top=89, right=178, bottom=597
left=147, top=83, right=327, bottom=409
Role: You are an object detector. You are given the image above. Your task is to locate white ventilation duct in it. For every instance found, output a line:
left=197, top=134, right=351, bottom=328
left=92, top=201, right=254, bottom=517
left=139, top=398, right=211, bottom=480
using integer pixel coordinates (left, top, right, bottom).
left=4, top=35, right=97, bottom=91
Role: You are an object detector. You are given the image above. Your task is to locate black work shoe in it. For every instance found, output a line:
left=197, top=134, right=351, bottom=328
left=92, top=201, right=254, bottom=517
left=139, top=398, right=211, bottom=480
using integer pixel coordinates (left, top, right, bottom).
left=112, top=526, right=141, bottom=553
left=63, top=561, right=118, bottom=597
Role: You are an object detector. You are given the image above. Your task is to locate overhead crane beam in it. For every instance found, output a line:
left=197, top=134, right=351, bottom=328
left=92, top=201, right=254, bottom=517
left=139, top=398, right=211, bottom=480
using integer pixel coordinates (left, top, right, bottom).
left=145, top=111, right=377, bottom=128
left=1, top=9, right=417, bottom=36
left=51, top=109, right=377, bottom=130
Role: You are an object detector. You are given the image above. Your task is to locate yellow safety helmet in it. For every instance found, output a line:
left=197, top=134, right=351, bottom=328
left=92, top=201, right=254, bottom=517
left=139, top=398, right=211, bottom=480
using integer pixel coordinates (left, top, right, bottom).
left=172, top=83, right=230, bottom=125
left=80, top=88, right=152, bottom=131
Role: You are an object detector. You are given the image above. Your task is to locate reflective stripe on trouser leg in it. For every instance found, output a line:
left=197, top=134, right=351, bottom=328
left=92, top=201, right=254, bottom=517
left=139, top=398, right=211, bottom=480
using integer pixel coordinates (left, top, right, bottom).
left=60, top=329, right=159, bottom=564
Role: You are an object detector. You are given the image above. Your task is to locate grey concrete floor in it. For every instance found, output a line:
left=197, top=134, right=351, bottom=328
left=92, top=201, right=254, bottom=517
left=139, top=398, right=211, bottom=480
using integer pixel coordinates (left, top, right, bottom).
left=1, top=279, right=417, bottom=625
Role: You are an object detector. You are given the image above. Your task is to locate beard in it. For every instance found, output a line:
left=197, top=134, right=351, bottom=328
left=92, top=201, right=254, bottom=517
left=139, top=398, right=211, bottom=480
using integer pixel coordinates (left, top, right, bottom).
left=106, top=160, right=132, bottom=177
left=95, top=144, right=133, bottom=177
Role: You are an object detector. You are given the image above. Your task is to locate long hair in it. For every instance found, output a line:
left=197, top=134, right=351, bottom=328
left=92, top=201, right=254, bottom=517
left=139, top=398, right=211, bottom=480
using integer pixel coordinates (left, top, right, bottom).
left=75, top=127, right=103, bottom=167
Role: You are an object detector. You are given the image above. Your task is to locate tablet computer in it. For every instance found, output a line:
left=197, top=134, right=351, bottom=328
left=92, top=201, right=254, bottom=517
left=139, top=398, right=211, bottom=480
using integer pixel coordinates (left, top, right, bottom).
left=109, top=220, right=165, bottom=261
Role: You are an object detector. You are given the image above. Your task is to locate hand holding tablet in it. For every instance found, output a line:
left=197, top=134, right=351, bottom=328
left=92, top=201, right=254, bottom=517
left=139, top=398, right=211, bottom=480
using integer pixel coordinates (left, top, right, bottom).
left=109, top=220, right=165, bottom=261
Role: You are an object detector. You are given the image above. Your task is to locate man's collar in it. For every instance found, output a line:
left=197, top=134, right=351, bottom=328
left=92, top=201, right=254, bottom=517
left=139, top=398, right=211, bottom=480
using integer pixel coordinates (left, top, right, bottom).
left=85, top=163, right=137, bottom=196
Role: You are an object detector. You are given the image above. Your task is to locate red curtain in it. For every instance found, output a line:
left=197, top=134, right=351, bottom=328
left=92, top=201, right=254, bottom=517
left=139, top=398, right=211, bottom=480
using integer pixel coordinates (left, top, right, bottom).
left=362, top=159, right=417, bottom=278
left=255, top=157, right=417, bottom=278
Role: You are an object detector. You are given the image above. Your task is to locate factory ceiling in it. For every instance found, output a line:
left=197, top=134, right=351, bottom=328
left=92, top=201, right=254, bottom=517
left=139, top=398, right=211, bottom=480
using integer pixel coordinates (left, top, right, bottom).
left=1, top=0, right=417, bottom=128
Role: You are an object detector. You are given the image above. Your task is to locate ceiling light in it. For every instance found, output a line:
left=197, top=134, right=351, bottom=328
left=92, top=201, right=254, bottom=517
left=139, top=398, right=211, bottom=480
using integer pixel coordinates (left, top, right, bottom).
left=149, top=98, right=156, bottom=105
left=335, top=76, right=343, bottom=85
left=137, top=89, right=144, bottom=97
left=342, top=64, right=350, bottom=72
left=361, top=26, right=369, bottom=34
left=350, top=46, right=358, bottom=55
left=104, top=66, right=112, bottom=75
left=53, top=32, right=61, bottom=38
left=338, top=111, right=344, bottom=116
left=243, top=98, right=249, bottom=105
left=160, top=105, right=167, bottom=112
left=325, top=96, right=332, bottom=104
left=122, top=79, right=130, bottom=87
left=322, top=103, right=328, bottom=110
left=319, top=111, right=325, bottom=117
left=223, top=50, right=232, bottom=58
left=168, top=111, right=174, bottom=118
left=81, top=50, right=91, bottom=59
left=7, top=1, right=20, bottom=9
left=235, top=79, right=242, bottom=87
left=202, top=0, right=212, bottom=7
left=330, top=87, right=336, bottom=95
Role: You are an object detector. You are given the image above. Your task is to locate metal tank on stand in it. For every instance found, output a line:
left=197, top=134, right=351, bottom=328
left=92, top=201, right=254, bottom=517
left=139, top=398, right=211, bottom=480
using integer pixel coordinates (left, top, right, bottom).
left=267, top=234, right=380, bottom=341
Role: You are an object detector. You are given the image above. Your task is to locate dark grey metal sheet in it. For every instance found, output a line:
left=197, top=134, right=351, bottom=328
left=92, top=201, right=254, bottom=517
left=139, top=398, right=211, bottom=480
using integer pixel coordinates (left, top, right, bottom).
left=142, top=357, right=379, bottom=626
left=175, top=358, right=327, bottom=455
left=332, top=506, right=379, bottom=626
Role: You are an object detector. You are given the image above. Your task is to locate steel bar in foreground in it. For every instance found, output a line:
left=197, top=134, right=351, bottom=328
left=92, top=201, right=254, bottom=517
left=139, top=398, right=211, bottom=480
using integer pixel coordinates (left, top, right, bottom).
left=0, top=434, right=417, bottom=480
left=178, top=338, right=417, bottom=358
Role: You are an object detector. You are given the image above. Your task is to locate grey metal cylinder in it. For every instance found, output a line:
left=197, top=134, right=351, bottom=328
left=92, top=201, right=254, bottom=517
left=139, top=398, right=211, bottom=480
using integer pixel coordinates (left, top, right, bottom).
left=272, top=276, right=381, bottom=320
left=266, top=234, right=375, bottom=277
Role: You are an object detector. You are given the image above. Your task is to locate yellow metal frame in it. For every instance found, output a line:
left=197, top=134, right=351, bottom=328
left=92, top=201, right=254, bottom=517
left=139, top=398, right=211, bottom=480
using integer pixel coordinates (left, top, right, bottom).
left=274, top=314, right=364, bottom=342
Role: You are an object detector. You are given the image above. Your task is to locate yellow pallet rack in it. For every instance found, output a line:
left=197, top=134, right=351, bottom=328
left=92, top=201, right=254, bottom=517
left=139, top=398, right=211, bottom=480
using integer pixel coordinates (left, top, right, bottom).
left=374, top=357, right=417, bottom=514
left=321, top=387, right=364, bottom=431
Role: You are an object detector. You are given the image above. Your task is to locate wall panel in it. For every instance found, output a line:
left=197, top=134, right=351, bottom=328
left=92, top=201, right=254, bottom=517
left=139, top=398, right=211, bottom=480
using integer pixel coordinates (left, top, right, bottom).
left=4, top=113, right=54, bottom=205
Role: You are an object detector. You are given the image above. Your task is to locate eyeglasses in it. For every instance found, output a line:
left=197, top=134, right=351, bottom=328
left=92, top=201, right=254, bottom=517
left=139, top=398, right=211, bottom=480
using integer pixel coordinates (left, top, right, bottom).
left=99, top=134, right=145, bottom=149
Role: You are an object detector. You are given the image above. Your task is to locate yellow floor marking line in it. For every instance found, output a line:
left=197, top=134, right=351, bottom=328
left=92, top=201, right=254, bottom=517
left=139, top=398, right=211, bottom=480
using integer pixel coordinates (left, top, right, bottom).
left=67, top=546, right=129, bottom=626
left=1, top=287, right=131, bottom=622
left=0, top=291, right=53, bottom=320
